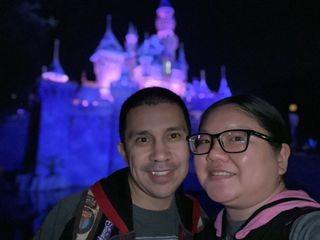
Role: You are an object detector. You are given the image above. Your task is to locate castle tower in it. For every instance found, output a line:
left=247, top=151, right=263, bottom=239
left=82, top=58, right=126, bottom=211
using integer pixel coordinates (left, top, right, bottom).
left=176, top=43, right=188, bottom=71
left=155, top=0, right=177, bottom=39
left=125, top=22, right=138, bottom=78
left=125, top=22, right=138, bottom=54
left=155, top=0, right=178, bottom=61
left=131, top=0, right=187, bottom=96
left=34, top=47, right=76, bottom=188
left=90, top=15, right=125, bottom=101
left=217, top=65, right=232, bottom=99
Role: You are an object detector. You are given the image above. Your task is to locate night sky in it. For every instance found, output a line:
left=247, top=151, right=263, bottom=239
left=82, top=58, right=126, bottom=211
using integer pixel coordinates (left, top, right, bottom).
left=1, top=0, right=319, bottom=140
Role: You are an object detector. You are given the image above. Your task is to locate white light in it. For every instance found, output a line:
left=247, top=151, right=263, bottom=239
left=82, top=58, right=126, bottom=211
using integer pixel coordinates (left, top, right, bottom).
left=42, top=72, right=69, bottom=83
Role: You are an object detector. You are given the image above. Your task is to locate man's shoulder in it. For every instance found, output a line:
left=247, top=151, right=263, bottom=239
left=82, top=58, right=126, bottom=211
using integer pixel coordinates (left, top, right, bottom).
left=47, top=191, right=83, bottom=217
left=97, top=167, right=128, bottom=188
left=59, top=191, right=83, bottom=204
left=33, top=191, right=84, bottom=239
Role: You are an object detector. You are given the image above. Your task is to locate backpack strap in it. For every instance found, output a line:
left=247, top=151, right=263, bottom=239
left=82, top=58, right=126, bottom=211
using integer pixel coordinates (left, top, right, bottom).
left=91, top=181, right=129, bottom=234
left=184, top=194, right=202, bottom=233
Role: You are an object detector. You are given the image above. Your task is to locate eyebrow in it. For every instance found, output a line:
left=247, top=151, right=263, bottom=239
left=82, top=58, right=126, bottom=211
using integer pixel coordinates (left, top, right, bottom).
left=166, top=126, right=188, bottom=133
left=127, top=130, right=150, bottom=141
left=127, top=126, right=188, bottom=140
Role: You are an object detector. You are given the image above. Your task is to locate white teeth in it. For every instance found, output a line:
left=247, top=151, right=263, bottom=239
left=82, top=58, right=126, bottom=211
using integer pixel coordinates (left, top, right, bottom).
left=211, top=171, right=234, bottom=176
left=152, top=171, right=169, bottom=176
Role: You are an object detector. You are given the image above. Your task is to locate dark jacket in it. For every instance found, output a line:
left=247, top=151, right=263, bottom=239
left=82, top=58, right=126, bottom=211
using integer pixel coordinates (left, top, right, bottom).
left=34, top=168, right=208, bottom=239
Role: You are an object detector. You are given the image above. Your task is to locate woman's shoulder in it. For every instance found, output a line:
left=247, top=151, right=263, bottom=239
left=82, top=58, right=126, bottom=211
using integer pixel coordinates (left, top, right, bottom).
left=290, top=209, right=320, bottom=240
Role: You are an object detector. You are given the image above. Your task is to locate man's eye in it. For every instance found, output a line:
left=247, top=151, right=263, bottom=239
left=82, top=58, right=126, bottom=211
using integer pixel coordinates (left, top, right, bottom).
left=168, top=132, right=182, bottom=141
left=136, top=137, right=149, bottom=143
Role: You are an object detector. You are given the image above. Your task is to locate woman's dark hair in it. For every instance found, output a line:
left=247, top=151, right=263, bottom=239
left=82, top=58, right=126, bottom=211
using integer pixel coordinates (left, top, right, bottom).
left=119, top=87, right=191, bottom=144
left=199, top=95, right=291, bottom=148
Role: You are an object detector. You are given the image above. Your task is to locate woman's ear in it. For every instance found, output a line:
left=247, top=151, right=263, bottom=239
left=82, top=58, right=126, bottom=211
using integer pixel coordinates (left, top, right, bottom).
left=118, top=142, right=128, bottom=164
left=277, top=143, right=291, bottom=175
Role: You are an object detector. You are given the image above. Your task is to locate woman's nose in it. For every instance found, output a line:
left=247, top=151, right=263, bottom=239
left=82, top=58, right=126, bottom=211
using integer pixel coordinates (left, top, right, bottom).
left=206, top=139, right=228, bottom=162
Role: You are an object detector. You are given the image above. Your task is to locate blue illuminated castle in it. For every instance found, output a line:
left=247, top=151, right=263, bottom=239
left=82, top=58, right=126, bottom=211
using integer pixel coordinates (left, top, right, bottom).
left=29, top=0, right=232, bottom=190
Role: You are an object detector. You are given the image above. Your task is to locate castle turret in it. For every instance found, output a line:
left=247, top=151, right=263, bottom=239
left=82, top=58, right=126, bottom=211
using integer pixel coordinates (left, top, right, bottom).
left=34, top=74, right=76, bottom=190
left=155, top=0, right=178, bottom=61
left=125, top=22, right=138, bottom=77
left=217, top=65, right=232, bottom=99
left=41, top=39, right=69, bottom=83
left=155, top=0, right=176, bottom=39
left=176, top=43, right=188, bottom=71
left=125, top=22, right=138, bottom=54
left=90, top=15, right=125, bottom=100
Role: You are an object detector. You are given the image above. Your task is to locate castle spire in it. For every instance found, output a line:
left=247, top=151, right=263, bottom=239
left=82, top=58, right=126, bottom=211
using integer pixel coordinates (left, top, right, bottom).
left=220, top=65, right=226, bottom=80
left=41, top=39, right=69, bottom=83
left=107, top=14, right=112, bottom=32
left=159, top=0, right=172, bottom=8
left=177, top=43, right=188, bottom=70
left=51, top=39, right=64, bottom=74
left=218, top=65, right=232, bottom=98
left=125, top=22, right=138, bottom=52
left=90, top=15, right=125, bottom=96
left=91, top=15, right=123, bottom=56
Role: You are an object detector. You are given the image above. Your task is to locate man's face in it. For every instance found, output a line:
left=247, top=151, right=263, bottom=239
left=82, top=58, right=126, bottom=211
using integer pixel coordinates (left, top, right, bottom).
left=118, top=103, right=189, bottom=210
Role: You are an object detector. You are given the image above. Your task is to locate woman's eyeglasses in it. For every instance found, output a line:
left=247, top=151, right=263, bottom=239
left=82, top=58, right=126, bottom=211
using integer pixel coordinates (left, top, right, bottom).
left=187, top=129, right=280, bottom=155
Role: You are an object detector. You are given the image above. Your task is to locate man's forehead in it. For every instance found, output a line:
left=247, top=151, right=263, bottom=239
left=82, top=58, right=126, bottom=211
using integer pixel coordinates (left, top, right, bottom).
left=125, top=104, right=187, bottom=136
left=127, top=103, right=185, bottom=119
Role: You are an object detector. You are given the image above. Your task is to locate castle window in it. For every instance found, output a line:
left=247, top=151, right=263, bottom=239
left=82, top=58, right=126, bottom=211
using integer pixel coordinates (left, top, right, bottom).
left=163, top=60, right=172, bottom=75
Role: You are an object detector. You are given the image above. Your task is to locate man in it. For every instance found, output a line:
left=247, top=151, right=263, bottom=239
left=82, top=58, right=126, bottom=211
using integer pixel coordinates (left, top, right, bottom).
left=33, top=87, right=208, bottom=239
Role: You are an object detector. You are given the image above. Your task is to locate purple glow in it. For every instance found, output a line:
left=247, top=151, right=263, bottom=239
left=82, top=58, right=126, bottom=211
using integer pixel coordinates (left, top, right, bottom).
left=99, top=88, right=114, bottom=102
left=28, top=0, right=232, bottom=191
left=92, top=100, right=99, bottom=107
left=81, top=100, right=89, bottom=107
left=72, top=98, right=81, bottom=106
left=16, top=108, right=25, bottom=115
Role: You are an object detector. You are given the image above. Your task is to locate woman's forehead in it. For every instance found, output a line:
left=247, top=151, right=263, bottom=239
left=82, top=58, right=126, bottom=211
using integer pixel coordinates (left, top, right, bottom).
left=201, top=105, right=261, bottom=130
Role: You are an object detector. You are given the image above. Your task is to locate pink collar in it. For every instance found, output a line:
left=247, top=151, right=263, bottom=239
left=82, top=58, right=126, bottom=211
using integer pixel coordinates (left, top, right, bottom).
left=214, top=190, right=320, bottom=239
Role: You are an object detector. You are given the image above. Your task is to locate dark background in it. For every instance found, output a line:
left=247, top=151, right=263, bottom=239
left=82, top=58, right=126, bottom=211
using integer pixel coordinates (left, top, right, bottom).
left=1, top=2, right=320, bottom=239
left=1, top=0, right=319, bottom=141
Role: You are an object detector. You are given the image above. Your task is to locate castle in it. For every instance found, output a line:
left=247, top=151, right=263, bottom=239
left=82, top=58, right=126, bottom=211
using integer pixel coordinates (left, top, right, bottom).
left=25, top=0, right=232, bottom=190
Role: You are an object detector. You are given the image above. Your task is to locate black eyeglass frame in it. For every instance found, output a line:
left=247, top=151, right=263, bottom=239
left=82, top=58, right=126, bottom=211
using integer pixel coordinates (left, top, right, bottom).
left=187, top=129, right=280, bottom=155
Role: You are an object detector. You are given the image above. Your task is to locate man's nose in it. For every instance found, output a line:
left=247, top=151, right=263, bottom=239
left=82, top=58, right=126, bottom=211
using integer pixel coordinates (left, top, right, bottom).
left=150, top=140, right=170, bottom=162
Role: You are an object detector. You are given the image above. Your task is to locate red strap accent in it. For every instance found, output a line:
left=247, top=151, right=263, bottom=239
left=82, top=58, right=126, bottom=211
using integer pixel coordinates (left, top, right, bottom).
left=91, top=181, right=129, bottom=234
left=185, top=194, right=201, bottom=233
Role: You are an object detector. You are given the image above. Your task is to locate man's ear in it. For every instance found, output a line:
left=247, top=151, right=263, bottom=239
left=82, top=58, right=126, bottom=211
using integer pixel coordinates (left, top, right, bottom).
left=118, top=142, right=128, bottom=164
left=277, top=143, right=291, bottom=175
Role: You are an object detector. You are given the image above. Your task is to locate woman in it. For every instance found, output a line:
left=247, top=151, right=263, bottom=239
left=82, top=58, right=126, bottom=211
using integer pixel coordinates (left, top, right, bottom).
left=190, top=95, right=320, bottom=239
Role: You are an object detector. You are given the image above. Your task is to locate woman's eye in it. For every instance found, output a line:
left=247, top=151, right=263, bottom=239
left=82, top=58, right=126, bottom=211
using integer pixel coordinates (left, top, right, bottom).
left=232, top=136, right=246, bottom=143
left=198, top=139, right=210, bottom=145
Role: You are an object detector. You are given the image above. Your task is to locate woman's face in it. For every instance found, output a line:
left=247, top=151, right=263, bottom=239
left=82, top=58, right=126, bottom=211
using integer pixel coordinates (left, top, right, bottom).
left=194, top=104, right=289, bottom=211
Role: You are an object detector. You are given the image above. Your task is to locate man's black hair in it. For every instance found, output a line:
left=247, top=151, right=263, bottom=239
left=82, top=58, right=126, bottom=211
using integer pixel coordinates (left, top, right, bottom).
left=119, top=87, right=191, bottom=144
